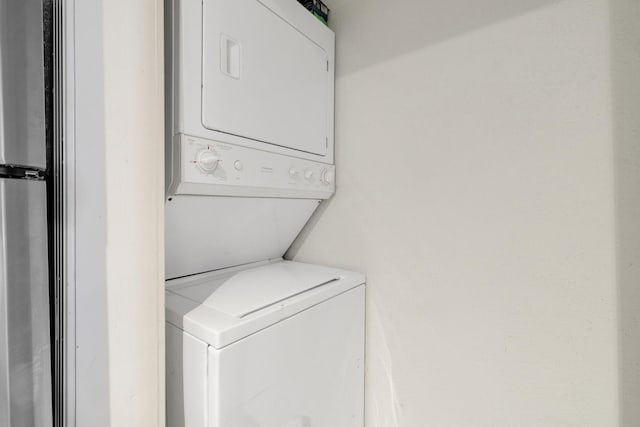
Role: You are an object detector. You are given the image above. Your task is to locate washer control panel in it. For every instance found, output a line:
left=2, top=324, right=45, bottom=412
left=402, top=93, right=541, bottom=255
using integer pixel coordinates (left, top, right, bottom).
left=170, top=134, right=335, bottom=199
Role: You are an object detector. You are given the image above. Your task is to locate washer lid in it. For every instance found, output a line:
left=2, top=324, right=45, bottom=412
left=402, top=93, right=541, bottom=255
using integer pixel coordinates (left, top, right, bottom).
left=165, top=260, right=366, bottom=349
left=172, top=261, right=340, bottom=318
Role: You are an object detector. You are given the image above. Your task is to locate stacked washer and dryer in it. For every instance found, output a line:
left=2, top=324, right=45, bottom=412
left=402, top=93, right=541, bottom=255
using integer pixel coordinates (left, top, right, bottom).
left=164, top=0, right=365, bottom=426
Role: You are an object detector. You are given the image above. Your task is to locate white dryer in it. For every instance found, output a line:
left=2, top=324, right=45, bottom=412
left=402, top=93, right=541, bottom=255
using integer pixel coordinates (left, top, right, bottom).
left=165, top=0, right=337, bottom=279
left=165, top=261, right=365, bottom=427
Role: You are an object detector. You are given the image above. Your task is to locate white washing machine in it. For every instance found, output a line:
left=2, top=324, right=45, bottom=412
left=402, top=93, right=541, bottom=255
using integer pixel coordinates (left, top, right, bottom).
left=164, top=0, right=364, bottom=425
left=165, top=260, right=365, bottom=427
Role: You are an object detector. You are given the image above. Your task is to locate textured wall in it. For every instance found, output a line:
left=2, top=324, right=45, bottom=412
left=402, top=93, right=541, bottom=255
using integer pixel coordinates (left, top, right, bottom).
left=289, top=0, right=640, bottom=425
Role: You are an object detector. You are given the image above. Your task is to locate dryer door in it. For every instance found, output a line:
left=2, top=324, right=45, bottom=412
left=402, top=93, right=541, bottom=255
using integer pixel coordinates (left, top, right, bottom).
left=202, top=0, right=329, bottom=156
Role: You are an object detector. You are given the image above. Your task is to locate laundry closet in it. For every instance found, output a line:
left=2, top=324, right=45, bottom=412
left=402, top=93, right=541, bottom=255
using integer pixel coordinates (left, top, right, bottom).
left=9, top=0, right=631, bottom=425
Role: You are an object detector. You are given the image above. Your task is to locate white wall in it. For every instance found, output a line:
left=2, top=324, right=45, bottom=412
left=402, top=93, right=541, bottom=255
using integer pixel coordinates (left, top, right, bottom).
left=288, top=0, right=640, bottom=425
left=611, top=1, right=640, bottom=425
left=74, top=0, right=165, bottom=425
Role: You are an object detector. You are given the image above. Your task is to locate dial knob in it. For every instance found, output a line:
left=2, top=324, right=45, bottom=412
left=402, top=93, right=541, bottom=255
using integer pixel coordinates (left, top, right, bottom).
left=304, top=169, right=314, bottom=181
left=196, top=149, right=220, bottom=173
left=321, top=169, right=335, bottom=185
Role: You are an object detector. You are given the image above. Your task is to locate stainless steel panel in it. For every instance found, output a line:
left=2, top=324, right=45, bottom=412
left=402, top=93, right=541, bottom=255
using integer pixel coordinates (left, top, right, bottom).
left=0, top=178, right=52, bottom=427
left=0, top=0, right=46, bottom=168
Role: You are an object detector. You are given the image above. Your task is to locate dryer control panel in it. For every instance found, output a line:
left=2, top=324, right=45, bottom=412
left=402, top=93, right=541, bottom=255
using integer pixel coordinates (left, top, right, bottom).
left=168, top=134, right=335, bottom=199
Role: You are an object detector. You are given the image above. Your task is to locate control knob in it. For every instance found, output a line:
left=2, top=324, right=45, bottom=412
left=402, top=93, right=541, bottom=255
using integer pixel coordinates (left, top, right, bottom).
left=320, top=169, right=335, bottom=185
left=304, top=169, right=314, bottom=181
left=196, top=149, right=220, bottom=173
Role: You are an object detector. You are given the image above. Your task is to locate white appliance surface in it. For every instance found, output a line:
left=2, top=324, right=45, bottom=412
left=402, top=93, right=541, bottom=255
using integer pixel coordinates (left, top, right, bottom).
left=174, top=261, right=340, bottom=317
left=166, top=0, right=335, bottom=173
left=166, top=261, right=365, bottom=427
left=164, top=3, right=363, bottom=425
left=168, top=134, right=335, bottom=199
left=165, top=0, right=337, bottom=277
left=165, top=197, right=320, bottom=279
left=202, top=0, right=329, bottom=156
left=165, top=260, right=365, bottom=349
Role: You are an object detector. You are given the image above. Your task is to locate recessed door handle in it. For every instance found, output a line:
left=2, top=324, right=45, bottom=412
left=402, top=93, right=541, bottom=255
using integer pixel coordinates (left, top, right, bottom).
left=220, top=34, right=241, bottom=79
